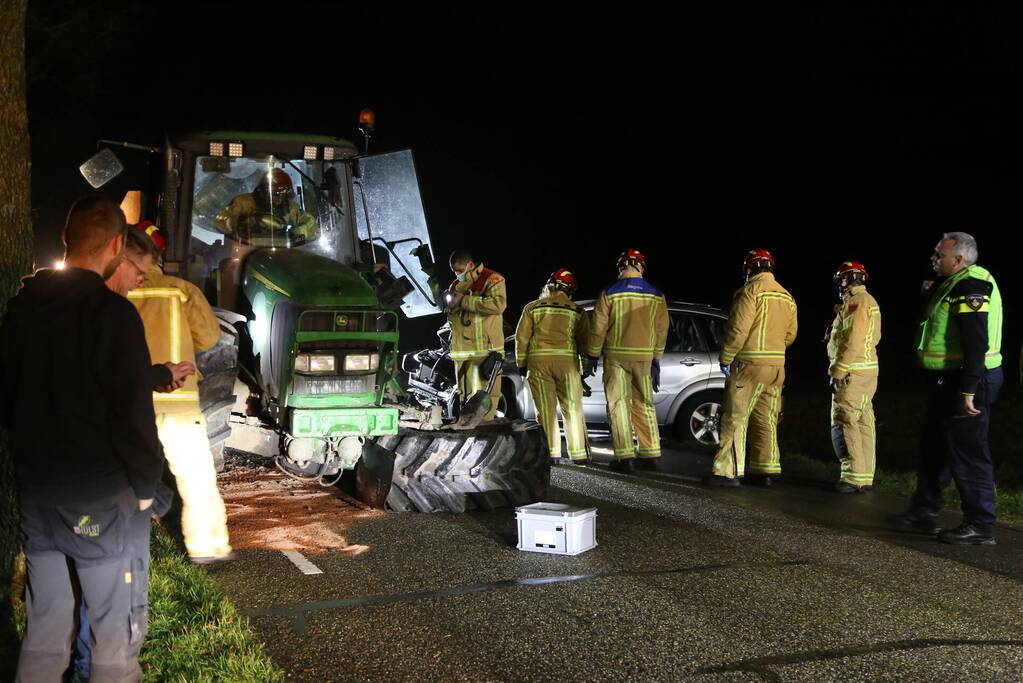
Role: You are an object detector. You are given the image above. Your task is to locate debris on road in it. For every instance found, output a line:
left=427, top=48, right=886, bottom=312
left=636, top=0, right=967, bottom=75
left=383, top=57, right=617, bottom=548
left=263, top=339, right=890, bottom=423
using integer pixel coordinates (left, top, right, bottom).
left=219, top=455, right=380, bottom=555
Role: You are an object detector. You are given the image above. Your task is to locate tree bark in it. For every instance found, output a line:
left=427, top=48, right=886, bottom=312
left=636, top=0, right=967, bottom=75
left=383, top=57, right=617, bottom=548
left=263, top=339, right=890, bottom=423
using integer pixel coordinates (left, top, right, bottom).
left=0, top=0, right=32, bottom=670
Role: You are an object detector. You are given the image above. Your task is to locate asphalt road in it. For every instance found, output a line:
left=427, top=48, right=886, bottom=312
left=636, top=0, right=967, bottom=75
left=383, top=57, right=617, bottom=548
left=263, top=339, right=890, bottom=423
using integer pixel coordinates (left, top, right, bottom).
left=208, top=443, right=1023, bottom=682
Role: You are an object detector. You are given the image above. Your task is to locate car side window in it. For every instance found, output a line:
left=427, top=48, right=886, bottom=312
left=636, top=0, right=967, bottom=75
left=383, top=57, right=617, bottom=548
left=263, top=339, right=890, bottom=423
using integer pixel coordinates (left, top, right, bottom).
left=698, top=315, right=726, bottom=351
left=665, top=313, right=707, bottom=353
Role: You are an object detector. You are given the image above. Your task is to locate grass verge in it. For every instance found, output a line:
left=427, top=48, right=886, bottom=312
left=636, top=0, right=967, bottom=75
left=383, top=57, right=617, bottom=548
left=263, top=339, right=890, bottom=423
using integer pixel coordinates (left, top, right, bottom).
left=782, top=452, right=1023, bottom=523
left=3, top=522, right=283, bottom=683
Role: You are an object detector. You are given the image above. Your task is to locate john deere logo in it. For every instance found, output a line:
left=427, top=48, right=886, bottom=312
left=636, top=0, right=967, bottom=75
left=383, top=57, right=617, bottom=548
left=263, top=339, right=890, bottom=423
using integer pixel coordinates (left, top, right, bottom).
left=74, top=515, right=101, bottom=538
left=335, top=314, right=349, bottom=327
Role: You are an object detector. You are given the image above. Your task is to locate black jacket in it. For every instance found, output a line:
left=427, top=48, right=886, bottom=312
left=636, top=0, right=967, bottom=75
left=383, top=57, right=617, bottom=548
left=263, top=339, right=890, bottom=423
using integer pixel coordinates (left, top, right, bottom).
left=0, top=267, right=164, bottom=504
left=949, top=277, right=993, bottom=395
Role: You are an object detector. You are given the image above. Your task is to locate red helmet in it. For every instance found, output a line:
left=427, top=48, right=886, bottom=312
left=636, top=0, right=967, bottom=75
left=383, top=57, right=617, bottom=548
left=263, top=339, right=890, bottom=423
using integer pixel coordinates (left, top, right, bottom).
left=547, top=267, right=576, bottom=291
left=743, top=248, right=775, bottom=278
left=135, top=219, right=166, bottom=253
left=617, top=248, right=646, bottom=272
left=255, top=168, right=294, bottom=204
left=833, top=260, right=868, bottom=284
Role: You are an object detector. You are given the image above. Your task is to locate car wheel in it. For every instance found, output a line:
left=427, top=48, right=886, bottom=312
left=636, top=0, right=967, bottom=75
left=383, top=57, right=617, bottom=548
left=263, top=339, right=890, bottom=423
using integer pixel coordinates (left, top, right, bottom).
left=675, top=391, right=724, bottom=451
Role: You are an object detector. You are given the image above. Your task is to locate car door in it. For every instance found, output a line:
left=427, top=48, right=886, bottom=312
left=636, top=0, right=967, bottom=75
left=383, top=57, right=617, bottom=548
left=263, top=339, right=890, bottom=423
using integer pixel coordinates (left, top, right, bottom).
left=656, top=310, right=713, bottom=422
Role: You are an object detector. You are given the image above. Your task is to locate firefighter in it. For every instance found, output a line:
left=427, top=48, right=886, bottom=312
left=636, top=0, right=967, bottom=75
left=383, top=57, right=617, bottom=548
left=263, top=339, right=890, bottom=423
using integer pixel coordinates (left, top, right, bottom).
left=128, top=221, right=233, bottom=564
left=707, top=248, right=798, bottom=487
left=515, top=268, right=591, bottom=463
left=214, top=167, right=318, bottom=244
left=891, top=232, right=1004, bottom=545
left=584, top=249, right=668, bottom=472
left=445, top=250, right=507, bottom=421
left=827, top=261, right=882, bottom=493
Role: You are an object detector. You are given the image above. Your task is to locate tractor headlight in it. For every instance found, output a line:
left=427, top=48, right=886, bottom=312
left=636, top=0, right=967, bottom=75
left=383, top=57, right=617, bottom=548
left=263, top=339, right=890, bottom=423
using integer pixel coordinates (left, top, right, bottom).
left=344, top=354, right=379, bottom=373
left=295, top=353, right=336, bottom=373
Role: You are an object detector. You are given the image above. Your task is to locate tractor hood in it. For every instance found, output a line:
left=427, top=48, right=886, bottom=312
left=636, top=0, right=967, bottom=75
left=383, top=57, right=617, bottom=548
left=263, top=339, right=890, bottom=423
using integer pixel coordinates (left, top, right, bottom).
left=243, top=249, right=377, bottom=307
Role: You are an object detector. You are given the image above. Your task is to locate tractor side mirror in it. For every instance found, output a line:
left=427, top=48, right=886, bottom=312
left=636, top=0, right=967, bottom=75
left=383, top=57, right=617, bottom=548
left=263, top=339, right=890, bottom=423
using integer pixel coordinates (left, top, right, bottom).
left=79, top=148, right=124, bottom=189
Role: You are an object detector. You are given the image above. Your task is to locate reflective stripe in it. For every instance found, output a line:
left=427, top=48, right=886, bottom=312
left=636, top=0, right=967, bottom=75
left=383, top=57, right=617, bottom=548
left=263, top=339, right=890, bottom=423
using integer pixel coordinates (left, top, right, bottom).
left=834, top=361, right=879, bottom=371
left=153, top=392, right=200, bottom=401
left=605, top=293, right=664, bottom=303
left=450, top=349, right=495, bottom=360
left=169, top=294, right=181, bottom=363
left=126, top=288, right=189, bottom=302
left=603, top=345, right=660, bottom=355
left=735, top=350, right=786, bottom=360
left=249, top=269, right=290, bottom=297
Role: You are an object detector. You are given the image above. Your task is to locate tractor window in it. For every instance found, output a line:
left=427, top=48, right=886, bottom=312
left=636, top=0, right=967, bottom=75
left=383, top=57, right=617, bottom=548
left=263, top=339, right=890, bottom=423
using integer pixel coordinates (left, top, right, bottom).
left=188, top=156, right=358, bottom=300
left=353, top=149, right=440, bottom=318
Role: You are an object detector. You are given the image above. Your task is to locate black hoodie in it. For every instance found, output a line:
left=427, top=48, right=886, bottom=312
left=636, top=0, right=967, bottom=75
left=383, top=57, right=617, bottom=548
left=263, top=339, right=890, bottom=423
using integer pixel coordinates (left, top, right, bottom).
left=0, top=267, right=163, bottom=504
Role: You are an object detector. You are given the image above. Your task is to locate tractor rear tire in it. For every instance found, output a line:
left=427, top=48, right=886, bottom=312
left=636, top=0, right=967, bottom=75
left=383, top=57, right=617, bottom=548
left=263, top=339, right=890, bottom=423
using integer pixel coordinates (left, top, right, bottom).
left=196, top=334, right=239, bottom=472
left=376, top=419, right=550, bottom=513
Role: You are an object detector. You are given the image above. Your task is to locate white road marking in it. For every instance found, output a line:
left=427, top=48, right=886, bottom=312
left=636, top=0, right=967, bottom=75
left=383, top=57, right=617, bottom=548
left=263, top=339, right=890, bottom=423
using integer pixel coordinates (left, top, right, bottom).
left=281, top=551, right=323, bottom=575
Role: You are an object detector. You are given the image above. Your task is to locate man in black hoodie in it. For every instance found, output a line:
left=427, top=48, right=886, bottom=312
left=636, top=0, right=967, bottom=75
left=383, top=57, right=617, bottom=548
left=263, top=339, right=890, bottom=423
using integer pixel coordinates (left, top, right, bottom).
left=0, top=197, right=164, bottom=683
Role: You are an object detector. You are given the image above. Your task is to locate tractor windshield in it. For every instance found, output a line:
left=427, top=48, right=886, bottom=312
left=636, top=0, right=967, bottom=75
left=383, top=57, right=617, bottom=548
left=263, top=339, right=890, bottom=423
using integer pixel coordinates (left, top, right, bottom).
left=188, top=155, right=360, bottom=306
left=191, top=156, right=354, bottom=252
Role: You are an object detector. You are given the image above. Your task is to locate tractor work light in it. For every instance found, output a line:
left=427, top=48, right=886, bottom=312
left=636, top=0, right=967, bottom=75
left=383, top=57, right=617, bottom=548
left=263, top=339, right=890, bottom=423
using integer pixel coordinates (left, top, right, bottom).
left=294, top=353, right=336, bottom=373
left=344, top=353, right=379, bottom=373
left=208, top=142, right=225, bottom=157
left=322, top=146, right=336, bottom=161
left=303, top=145, right=318, bottom=160
left=228, top=141, right=244, bottom=157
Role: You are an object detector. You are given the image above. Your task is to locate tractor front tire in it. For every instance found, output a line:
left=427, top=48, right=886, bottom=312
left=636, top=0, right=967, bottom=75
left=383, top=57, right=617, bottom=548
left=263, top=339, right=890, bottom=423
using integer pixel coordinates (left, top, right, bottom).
left=375, top=419, right=550, bottom=513
left=196, top=336, right=239, bottom=472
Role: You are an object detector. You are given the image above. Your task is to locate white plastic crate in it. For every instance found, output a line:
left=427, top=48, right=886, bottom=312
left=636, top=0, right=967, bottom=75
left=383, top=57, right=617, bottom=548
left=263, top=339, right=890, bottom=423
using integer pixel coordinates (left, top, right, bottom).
left=515, top=502, right=597, bottom=556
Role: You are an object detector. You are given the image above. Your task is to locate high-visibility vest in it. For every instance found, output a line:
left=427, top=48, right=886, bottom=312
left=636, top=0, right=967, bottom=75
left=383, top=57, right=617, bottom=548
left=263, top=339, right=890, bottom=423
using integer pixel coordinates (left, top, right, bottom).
left=916, top=264, right=1003, bottom=371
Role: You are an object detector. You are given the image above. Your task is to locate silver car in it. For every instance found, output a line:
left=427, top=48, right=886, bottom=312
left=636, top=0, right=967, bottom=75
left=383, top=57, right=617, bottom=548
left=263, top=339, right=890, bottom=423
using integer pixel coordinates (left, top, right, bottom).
left=502, top=301, right=728, bottom=449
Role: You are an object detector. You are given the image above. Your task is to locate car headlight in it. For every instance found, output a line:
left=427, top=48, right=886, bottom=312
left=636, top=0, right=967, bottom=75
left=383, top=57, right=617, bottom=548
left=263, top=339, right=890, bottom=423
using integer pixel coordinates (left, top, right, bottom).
left=295, top=353, right=336, bottom=373
left=344, top=353, right=379, bottom=372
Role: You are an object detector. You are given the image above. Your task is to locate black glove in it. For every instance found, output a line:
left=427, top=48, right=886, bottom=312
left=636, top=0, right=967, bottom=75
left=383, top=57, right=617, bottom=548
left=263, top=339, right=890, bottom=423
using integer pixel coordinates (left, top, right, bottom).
left=651, top=359, right=661, bottom=393
left=582, top=356, right=599, bottom=378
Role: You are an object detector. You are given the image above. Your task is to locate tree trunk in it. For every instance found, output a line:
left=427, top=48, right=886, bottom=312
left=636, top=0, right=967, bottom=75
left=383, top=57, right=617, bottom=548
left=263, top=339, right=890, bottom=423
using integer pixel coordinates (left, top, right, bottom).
left=0, top=0, right=32, bottom=671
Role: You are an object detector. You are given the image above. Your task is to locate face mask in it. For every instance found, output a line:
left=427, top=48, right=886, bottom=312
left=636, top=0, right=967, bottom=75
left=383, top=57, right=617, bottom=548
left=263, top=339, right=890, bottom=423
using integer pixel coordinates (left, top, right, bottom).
left=456, top=270, right=469, bottom=282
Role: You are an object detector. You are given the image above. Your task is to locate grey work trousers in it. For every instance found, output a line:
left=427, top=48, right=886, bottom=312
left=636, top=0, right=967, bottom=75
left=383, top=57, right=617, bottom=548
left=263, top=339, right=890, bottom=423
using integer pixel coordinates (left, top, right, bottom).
left=15, top=491, right=150, bottom=683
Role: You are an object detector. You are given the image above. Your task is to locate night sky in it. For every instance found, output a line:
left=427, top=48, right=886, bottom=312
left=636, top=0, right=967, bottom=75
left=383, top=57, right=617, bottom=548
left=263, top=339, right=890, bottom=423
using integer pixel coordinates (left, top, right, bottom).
left=24, top=3, right=1023, bottom=383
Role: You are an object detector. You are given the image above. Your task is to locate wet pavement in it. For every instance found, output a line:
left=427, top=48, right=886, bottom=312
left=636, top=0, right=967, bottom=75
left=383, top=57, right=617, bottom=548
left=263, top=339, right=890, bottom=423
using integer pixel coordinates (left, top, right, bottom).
left=207, top=443, right=1023, bottom=682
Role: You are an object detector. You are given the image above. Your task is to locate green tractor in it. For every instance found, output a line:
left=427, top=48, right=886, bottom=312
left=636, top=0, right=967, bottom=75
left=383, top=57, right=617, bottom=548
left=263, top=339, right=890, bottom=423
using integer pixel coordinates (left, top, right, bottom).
left=80, top=125, right=549, bottom=512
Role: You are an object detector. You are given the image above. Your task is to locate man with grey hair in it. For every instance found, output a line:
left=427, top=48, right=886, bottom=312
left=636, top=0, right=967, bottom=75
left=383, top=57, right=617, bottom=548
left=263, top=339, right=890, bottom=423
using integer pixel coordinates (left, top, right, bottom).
left=891, top=231, right=1004, bottom=545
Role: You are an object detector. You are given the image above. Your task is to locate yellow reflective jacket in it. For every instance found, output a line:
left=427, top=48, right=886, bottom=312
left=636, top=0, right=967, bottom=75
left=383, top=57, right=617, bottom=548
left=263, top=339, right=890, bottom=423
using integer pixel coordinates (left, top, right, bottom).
left=214, top=194, right=319, bottom=243
left=720, top=272, right=797, bottom=366
left=127, top=266, right=221, bottom=405
left=827, top=285, right=881, bottom=378
left=585, top=275, right=668, bottom=363
left=515, top=290, right=590, bottom=367
left=447, top=263, right=507, bottom=361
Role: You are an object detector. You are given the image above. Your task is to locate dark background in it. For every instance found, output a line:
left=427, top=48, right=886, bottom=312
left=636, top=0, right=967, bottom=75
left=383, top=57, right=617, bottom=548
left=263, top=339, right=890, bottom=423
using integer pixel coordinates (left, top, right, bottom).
left=25, top=2, right=1023, bottom=386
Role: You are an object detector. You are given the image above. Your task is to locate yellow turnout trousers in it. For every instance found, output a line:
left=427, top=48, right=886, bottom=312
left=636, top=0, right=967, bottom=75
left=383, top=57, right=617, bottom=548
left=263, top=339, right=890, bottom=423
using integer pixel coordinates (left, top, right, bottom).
left=156, top=404, right=231, bottom=559
left=527, top=357, right=589, bottom=459
left=712, top=362, right=785, bottom=478
left=455, top=358, right=502, bottom=421
left=831, top=373, right=878, bottom=487
left=603, top=358, right=660, bottom=460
